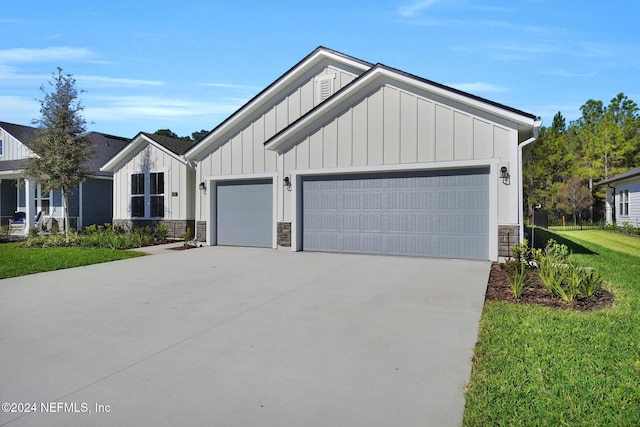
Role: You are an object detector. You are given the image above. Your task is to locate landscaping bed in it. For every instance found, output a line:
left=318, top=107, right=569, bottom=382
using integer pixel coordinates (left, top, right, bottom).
left=486, top=262, right=614, bottom=311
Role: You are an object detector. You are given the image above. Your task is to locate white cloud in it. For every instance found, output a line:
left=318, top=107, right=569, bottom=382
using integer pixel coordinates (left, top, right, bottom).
left=85, top=96, right=245, bottom=123
left=202, top=82, right=263, bottom=92
left=447, top=82, right=507, bottom=93
left=0, top=47, right=96, bottom=64
left=0, top=96, right=40, bottom=123
left=76, top=75, right=164, bottom=88
left=398, top=0, right=438, bottom=17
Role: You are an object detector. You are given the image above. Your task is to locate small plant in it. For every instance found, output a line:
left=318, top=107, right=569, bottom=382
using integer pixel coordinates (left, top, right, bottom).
left=28, top=227, right=39, bottom=238
left=155, top=223, right=169, bottom=241
left=504, top=259, right=529, bottom=298
left=578, top=267, right=603, bottom=297
left=0, top=224, right=9, bottom=239
left=183, top=227, right=194, bottom=247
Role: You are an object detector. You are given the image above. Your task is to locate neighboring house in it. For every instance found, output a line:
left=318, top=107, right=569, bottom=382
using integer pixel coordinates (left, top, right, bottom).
left=184, top=47, right=540, bottom=261
left=101, top=132, right=196, bottom=239
left=0, top=121, right=129, bottom=233
left=600, top=166, right=640, bottom=227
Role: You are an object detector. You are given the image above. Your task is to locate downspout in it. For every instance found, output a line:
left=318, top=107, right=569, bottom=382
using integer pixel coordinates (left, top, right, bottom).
left=607, top=184, right=616, bottom=225
left=518, top=120, right=542, bottom=244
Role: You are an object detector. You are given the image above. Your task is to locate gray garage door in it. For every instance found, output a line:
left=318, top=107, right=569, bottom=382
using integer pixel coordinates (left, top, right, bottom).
left=302, top=169, right=489, bottom=259
left=217, top=179, right=272, bottom=247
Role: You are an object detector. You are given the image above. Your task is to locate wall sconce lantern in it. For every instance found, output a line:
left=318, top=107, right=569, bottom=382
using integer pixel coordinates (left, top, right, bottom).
left=283, top=176, right=291, bottom=188
left=499, top=166, right=510, bottom=184
left=199, top=181, right=207, bottom=191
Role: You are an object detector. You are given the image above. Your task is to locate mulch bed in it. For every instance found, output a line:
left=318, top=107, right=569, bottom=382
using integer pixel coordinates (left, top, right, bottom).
left=486, top=263, right=615, bottom=311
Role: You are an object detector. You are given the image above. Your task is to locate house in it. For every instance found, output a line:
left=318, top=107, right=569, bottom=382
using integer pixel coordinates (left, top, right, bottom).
left=0, top=121, right=129, bottom=233
left=101, top=132, right=196, bottom=239
left=601, top=166, right=640, bottom=227
left=183, top=46, right=540, bottom=261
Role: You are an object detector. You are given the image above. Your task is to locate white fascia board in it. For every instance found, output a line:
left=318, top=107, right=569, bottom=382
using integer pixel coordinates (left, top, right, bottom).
left=266, top=66, right=537, bottom=153
left=184, top=48, right=371, bottom=161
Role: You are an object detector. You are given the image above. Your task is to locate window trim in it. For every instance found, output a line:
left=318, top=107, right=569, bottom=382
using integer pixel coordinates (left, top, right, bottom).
left=128, top=170, right=167, bottom=219
left=619, top=189, right=630, bottom=217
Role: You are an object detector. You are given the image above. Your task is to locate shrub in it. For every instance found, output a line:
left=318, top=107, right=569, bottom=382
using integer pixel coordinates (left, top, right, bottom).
left=532, top=240, right=604, bottom=302
left=0, top=225, right=9, bottom=238
left=155, top=223, right=169, bottom=241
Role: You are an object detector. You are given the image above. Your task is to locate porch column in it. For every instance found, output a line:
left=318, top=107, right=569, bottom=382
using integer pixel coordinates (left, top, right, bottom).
left=24, top=178, right=36, bottom=234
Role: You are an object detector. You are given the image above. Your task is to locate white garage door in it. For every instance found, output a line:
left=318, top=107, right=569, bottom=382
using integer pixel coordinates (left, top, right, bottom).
left=302, top=169, right=490, bottom=259
left=216, top=179, right=272, bottom=247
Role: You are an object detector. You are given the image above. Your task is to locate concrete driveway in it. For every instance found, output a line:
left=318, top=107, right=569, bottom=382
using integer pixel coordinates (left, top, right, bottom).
left=0, top=246, right=489, bottom=427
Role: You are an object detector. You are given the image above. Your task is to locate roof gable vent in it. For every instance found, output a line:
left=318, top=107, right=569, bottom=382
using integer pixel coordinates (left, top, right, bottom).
left=315, top=74, right=336, bottom=104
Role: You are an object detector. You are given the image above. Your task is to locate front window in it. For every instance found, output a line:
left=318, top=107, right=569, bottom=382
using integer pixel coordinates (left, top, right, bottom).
left=130, top=172, right=165, bottom=218
left=619, top=190, right=629, bottom=216
left=150, top=172, right=164, bottom=218
left=34, top=185, right=51, bottom=215
left=0, top=139, right=3, bottom=156
left=131, top=174, right=145, bottom=218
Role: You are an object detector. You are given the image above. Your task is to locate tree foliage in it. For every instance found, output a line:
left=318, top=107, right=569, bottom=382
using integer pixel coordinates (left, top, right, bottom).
left=153, top=128, right=208, bottom=142
left=524, top=93, right=640, bottom=224
left=25, top=68, right=90, bottom=239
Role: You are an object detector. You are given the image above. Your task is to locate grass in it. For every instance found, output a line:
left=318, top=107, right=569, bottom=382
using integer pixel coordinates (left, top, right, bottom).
left=464, top=229, right=640, bottom=426
left=0, top=241, right=145, bottom=279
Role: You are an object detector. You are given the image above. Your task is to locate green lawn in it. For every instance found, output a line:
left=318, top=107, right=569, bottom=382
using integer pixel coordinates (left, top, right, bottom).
left=464, top=229, right=640, bottom=426
left=0, top=241, right=145, bottom=279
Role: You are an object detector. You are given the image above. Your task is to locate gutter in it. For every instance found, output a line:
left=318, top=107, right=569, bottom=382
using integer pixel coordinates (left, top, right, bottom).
left=518, top=120, right=542, bottom=244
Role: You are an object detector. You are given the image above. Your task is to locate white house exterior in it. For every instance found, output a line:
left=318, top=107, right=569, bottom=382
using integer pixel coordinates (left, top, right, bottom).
left=601, top=166, right=640, bottom=227
left=184, top=47, right=540, bottom=261
left=101, top=132, right=196, bottom=239
left=0, top=121, right=128, bottom=233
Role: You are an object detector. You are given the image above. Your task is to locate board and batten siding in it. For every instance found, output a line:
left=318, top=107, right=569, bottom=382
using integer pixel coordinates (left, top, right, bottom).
left=112, top=145, right=193, bottom=220
left=281, top=84, right=518, bottom=223
left=197, top=66, right=359, bottom=220
left=0, top=127, right=35, bottom=161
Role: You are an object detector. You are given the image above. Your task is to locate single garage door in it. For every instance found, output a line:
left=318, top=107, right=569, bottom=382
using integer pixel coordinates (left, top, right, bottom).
left=216, top=179, right=273, bottom=247
left=302, top=169, right=489, bottom=259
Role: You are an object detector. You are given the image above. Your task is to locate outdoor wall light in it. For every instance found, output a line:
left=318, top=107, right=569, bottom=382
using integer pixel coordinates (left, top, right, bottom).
left=199, top=181, right=206, bottom=191
left=283, top=176, right=291, bottom=187
left=500, top=166, right=510, bottom=184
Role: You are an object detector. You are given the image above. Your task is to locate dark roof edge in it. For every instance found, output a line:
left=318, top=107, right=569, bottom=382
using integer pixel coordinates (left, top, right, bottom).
left=598, top=166, right=640, bottom=186
left=378, top=63, right=537, bottom=120
left=185, top=46, right=374, bottom=157
left=263, top=62, right=537, bottom=148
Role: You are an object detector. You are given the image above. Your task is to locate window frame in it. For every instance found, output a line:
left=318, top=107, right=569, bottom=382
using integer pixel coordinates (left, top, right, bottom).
left=129, top=171, right=166, bottom=219
left=619, top=189, right=629, bottom=217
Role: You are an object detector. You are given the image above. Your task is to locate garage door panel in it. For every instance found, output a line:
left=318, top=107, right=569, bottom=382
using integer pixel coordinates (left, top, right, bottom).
left=302, top=169, right=489, bottom=259
left=217, top=180, right=272, bottom=248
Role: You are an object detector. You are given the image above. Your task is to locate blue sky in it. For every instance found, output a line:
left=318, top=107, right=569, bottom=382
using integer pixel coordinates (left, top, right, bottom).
left=1, top=0, right=638, bottom=138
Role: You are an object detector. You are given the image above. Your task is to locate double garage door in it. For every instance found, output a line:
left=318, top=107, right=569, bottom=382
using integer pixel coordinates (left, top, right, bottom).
left=302, top=168, right=490, bottom=260
left=214, top=169, right=490, bottom=259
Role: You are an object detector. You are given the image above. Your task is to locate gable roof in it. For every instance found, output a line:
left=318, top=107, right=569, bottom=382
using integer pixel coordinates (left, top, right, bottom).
left=598, top=166, right=640, bottom=186
left=83, top=132, right=131, bottom=176
left=0, top=121, right=129, bottom=176
left=140, top=132, right=193, bottom=155
left=0, top=121, right=39, bottom=149
left=265, top=63, right=539, bottom=152
left=101, top=132, right=194, bottom=172
left=184, top=46, right=373, bottom=160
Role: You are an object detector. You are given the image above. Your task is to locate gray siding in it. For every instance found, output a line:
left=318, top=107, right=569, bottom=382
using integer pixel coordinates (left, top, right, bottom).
left=82, top=179, right=114, bottom=227
left=1, top=179, right=17, bottom=216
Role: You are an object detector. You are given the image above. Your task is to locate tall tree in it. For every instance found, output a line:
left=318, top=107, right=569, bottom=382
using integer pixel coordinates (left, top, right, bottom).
left=25, top=68, right=90, bottom=239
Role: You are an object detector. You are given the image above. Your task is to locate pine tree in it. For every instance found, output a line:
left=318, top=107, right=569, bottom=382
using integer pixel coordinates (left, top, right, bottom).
left=25, top=68, right=90, bottom=240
